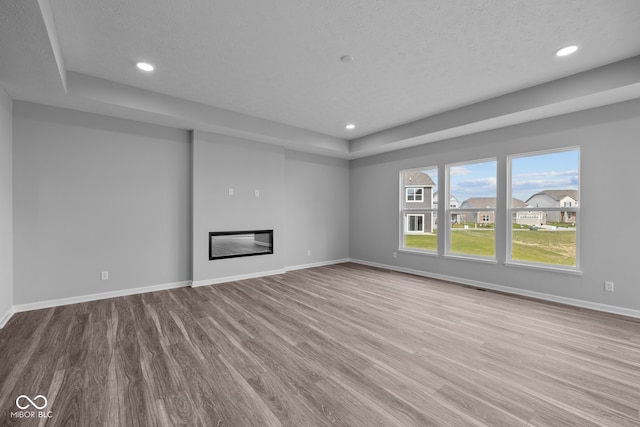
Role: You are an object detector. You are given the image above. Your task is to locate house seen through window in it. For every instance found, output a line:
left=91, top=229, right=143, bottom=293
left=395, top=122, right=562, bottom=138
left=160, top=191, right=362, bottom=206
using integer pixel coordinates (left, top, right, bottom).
left=399, top=148, right=579, bottom=272
left=509, top=148, right=580, bottom=268
left=401, top=167, right=437, bottom=252
left=446, top=159, right=497, bottom=259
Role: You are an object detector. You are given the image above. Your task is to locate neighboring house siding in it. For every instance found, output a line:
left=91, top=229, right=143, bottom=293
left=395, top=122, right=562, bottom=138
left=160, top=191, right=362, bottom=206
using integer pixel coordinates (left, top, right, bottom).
left=449, top=195, right=463, bottom=223
left=525, top=194, right=557, bottom=208
left=403, top=187, right=431, bottom=209
left=403, top=171, right=435, bottom=233
left=515, top=211, right=546, bottom=226
left=458, top=199, right=495, bottom=224
left=433, top=192, right=462, bottom=224
left=404, top=187, right=434, bottom=233
left=459, top=197, right=525, bottom=225
left=459, top=211, right=495, bottom=224
left=525, top=190, right=578, bottom=223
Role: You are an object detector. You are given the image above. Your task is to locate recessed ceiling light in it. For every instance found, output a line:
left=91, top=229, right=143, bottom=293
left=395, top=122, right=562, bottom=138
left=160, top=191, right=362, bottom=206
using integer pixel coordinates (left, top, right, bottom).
left=345, top=124, right=356, bottom=130
left=136, top=62, right=155, bottom=72
left=555, top=45, right=578, bottom=57
left=340, top=55, right=354, bottom=63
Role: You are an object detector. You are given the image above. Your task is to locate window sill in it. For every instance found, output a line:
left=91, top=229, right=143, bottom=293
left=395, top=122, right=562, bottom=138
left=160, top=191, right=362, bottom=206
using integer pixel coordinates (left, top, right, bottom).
left=398, top=248, right=439, bottom=257
left=504, top=261, right=582, bottom=276
left=443, top=254, right=497, bottom=265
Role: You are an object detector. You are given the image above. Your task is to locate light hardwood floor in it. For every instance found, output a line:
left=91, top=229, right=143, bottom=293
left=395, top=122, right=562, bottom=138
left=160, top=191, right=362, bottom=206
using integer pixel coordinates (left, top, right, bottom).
left=1, top=263, right=639, bottom=426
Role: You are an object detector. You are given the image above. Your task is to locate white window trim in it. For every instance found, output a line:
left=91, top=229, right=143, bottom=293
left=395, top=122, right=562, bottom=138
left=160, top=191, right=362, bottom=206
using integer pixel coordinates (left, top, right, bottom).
left=397, top=150, right=581, bottom=276
left=406, top=187, right=424, bottom=202
left=398, top=248, right=439, bottom=257
left=399, top=166, right=438, bottom=252
left=504, top=260, right=582, bottom=275
left=506, top=147, right=581, bottom=273
left=406, top=214, right=425, bottom=233
left=445, top=158, right=497, bottom=260
left=444, top=253, right=498, bottom=264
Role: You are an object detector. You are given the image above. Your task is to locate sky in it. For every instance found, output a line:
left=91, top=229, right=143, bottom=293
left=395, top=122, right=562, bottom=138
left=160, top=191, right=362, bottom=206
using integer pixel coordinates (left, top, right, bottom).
left=421, top=149, right=579, bottom=204
left=510, top=150, right=579, bottom=202
left=448, top=160, right=497, bottom=203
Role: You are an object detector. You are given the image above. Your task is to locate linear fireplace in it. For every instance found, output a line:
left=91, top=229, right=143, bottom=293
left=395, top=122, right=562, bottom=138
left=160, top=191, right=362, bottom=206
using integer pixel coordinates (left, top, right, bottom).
left=209, top=230, right=274, bottom=260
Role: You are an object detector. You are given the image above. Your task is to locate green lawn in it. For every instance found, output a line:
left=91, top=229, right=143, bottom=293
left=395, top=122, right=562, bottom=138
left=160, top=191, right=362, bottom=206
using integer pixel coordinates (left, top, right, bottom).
left=404, top=228, right=576, bottom=266
left=511, top=229, right=576, bottom=266
left=404, top=234, right=437, bottom=251
left=450, top=230, right=495, bottom=257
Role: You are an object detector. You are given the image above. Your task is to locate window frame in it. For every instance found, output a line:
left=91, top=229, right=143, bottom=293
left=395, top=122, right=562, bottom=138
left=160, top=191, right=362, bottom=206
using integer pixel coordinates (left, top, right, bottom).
left=406, top=187, right=424, bottom=202
left=406, top=214, right=425, bottom=233
left=506, top=147, right=581, bottom=273
left=396, top=148, right=581, bottom=274
left=399, top=166, right=438, bottom=254
left=445, top=158, right=497, bottom=262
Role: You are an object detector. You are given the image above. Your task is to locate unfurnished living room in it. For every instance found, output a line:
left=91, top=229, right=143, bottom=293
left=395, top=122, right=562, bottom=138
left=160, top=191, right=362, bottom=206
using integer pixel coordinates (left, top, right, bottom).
left=1, top=1, right=640, bottom=426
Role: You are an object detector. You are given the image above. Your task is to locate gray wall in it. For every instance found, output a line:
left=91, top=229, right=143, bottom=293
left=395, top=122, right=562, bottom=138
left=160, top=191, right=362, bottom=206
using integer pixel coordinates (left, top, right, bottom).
left=192, top=133, right=350, bottom=283
left=10, top=104, right=351, bottom=305
left=192, top=131, right=286, bottom=283
left=351, top=98, right=640, bottom=312
left=284, top=150, right=350, bottom=267
left=8, top=97, right=640, bottom=315
left=13, top=102, right=191, bottom=304
left=0, top=88, right=13, bottom=322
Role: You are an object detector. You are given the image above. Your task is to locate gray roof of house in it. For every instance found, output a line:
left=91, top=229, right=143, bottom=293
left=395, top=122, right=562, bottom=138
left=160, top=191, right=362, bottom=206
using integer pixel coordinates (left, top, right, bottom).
left=460, top=197, right=525, bottom=208
left=512, top=198, right=527, bottom=208
left=404, top=171, right=435, bottom=186
left=525, top=189, right=579, bottom=203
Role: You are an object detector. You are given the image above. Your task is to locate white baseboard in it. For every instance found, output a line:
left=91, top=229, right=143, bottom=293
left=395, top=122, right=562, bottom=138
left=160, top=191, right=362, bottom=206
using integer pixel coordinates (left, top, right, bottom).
left=350, top=258, right=640, bottom=320
left=0, top=306, right=15, bottom=329
left=191, top=269, right=286, bottom=287
left=285, top=258, right=350, bottom=272
left=9, top=257, right=635, bottom=327
left=5, top=260, right=350, bottom=322
left=191, top=258, right=350, bottom=287
left=11, top=280, right=192, bottom=314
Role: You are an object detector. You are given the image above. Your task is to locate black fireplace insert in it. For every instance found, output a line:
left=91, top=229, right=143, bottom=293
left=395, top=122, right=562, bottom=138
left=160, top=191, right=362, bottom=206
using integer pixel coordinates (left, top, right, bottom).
left=209, top=230, right=273, bottom=260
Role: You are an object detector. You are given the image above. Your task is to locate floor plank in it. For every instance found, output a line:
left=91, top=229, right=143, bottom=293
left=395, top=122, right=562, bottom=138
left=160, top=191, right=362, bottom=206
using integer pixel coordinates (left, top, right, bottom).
left=1, top=263, right=639, bottom=426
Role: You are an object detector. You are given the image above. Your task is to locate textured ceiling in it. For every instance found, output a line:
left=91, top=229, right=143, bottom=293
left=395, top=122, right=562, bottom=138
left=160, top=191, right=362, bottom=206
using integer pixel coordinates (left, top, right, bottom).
left=2, top=0, right=640, bottom=155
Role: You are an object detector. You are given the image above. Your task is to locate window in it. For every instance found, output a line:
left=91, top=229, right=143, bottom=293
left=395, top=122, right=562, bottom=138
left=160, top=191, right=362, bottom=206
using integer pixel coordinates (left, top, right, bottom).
left=406, top=214, right=424, bottom=232
left=400, top=167, right=437, bottom=252
left=446, top=159, right=497, bottom=259
left=398, top=148, right=580, bottom=273
left=508, top=148, right=580, bottom=269
left=406, top=188, right=424, bottom=202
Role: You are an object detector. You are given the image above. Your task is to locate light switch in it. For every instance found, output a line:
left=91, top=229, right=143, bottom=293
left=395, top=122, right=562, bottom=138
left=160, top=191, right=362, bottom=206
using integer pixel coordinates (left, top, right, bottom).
left=228, top=188, right=234, bottom=196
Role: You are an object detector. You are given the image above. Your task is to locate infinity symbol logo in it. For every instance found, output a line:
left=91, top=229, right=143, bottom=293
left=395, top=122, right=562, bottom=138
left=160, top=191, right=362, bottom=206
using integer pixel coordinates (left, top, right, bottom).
left=16, top=395, right=48, bottom=410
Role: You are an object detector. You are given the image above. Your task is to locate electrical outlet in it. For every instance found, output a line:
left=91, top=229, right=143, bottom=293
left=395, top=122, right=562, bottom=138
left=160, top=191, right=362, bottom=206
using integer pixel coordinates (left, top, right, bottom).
left=393, top=252, right=398, bottom=258
left=101, top=271, right=109, bottom=281
left=604, top=281, right=614, bottom=292
left=228, top=188, right=234, bottom=196
left=255, top=189, right=260, bottom=197
left=307, top=250, right=311, bottom=256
